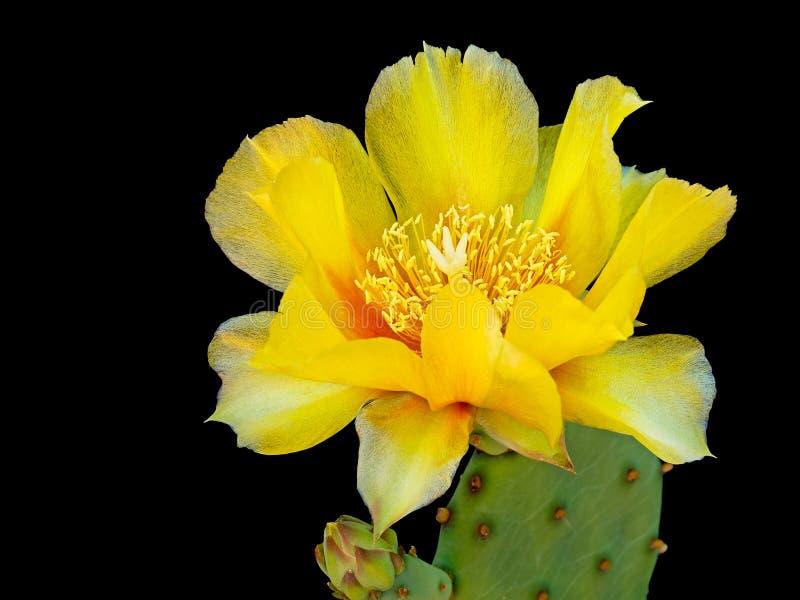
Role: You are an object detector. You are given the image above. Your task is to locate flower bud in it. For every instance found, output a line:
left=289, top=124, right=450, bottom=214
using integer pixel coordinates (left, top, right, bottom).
left=315, top=516, right=405, bottom=600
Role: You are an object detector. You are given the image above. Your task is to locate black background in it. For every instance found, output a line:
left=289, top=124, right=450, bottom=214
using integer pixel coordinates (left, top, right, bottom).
left=156, top=20, right=770, bottom=598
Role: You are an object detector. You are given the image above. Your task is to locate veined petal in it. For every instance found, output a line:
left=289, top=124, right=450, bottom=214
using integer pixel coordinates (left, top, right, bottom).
left=210, top=369, right=373, bottom=455
left=205, top=134, right=302, bottom=291
left=483, top=341, right=563, bottom=446
left=356, top=394, right=473, bottom=535
left=476, top=409, right=573, bottom=470
left=366, top=44, right=539, bottom=225
left=505, top=284, right=624, bottom=371
left=208, top=311, right=274, bottom=376
left=553, top=334, right=715, bottom=464
left=536, top=77, right=648, bottom=295
left=421, top=282, right=503, bottom=410
left=206, top=117, right=393, bottom=290
left=208, top=310, right=371, bottom=454
left=586, top=178, right=736, bottom=307
left=522, top=124, right=562, bottom=223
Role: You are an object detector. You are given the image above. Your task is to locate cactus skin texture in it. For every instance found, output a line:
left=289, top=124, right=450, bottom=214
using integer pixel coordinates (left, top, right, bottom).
left=433, top=424, right=663, bottom=599
left=377, top=554, right=452, bottom=599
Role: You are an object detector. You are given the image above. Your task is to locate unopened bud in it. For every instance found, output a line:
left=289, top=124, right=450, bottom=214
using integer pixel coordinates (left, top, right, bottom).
left=316, top=515, right=404, bottom=600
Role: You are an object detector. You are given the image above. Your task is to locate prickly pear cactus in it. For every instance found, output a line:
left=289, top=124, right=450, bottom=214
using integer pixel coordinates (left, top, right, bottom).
left=433, top=424, right=664, bottom=599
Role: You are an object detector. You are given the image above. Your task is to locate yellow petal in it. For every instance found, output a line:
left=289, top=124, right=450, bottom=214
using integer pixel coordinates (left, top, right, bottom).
left=476, top=408, right=573, bottom=470
left=356, top=394, right=473, bottom=535
left=249, top=271, right=425, bottom=393
left=522, top=124, right=562, bottom=223
left=484, top=341, right=563, bottom=446
left=210, top=368, right=373, bottom=455
left=536, top=77, right=648, bottom=295
left=206, top=117, right=393, bottom=290
left=208, top=310, right=371, bottom=454
left=250, top=274, right=347, bottom=370
left=267, top=157, right=358, bottom=291
left=208, top=311, right=274, bottom=376
left=505, top=284, right=624, bottom=370
left=206, top=134, right=302, bottom=290
left=586, top=178, right=736, bottom=307
left=420, top=282, right=503, bottom=410
left=366, top=44, right=539, bottom=224
left=592, top=266, right=647, bottom=338
left=267, top=165, right=393, bottom=338
left=615, top=166, right=666, bottom=250
left=554, top=334, right=715, bottom=464
left=291, top=337, right=426, bottom=397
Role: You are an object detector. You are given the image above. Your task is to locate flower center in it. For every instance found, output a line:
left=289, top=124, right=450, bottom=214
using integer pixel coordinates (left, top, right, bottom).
left=357, top=204, right=575, bottom=347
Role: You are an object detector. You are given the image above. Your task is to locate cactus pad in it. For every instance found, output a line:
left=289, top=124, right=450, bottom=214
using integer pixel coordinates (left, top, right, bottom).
left=378, top=554, right=452, bottom=599
left=433, top=424, right=663, bottom=599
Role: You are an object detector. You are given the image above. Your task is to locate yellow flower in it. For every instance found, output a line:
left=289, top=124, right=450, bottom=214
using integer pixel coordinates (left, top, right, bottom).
left=206, top=45, right=735, bottom=535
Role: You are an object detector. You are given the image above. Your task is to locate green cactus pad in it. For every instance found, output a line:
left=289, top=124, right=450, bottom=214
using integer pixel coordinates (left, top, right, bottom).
left=433, top=424, right=663, bottom=599
left=378, top=554, right=452, bottom=599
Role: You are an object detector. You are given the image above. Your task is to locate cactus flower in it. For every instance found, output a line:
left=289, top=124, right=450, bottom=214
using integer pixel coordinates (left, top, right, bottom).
left=315, top=516, right=404, bottom=600
left=207, top=44, right=735, bottom=534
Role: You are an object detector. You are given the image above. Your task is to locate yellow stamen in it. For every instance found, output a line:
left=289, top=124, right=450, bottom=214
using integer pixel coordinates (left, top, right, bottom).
left=356, top=204, right=575, bottom=347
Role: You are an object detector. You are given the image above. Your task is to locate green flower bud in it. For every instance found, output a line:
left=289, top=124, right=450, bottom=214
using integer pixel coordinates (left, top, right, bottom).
left=315, top=516, right=405, bottom=600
